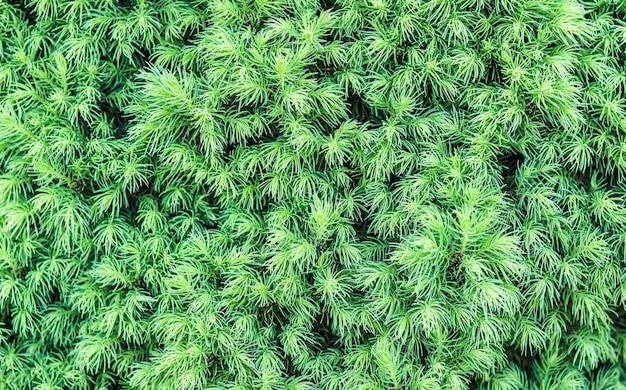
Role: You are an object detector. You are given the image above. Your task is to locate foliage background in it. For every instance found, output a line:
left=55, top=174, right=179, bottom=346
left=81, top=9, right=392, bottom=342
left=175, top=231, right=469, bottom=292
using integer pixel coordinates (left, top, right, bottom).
left=1, top=0, right=626, bottom=388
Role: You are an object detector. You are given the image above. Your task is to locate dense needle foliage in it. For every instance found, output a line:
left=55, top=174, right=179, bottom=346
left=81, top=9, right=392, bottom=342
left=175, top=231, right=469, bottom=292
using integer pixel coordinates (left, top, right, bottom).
left=1, top=0, right=626, bottom=388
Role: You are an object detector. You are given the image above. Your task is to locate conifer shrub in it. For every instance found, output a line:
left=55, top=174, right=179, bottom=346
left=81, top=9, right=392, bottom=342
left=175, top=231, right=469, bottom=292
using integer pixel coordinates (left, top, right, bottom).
left=1, top=0, right=626, bottom=388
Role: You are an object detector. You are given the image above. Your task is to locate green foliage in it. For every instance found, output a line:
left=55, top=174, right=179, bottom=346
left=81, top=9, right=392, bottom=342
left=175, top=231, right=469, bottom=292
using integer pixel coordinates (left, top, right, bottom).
left=1, top=0, right=626, bottom=388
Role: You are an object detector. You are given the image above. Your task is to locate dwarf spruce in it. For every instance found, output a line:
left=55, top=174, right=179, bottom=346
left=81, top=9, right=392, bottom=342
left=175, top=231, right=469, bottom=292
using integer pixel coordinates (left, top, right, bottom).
left=1, top=0, right=626, bottom=388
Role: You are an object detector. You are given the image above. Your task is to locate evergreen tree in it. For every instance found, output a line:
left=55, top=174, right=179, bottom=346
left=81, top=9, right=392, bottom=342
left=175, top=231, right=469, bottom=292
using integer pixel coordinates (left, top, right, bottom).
left=1, top=0, right=626, bottom=388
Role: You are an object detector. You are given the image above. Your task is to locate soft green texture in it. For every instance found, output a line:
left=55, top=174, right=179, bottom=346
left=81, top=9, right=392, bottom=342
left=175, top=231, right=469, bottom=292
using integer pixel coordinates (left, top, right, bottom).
left=1, top=0, right=626, bottom=388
